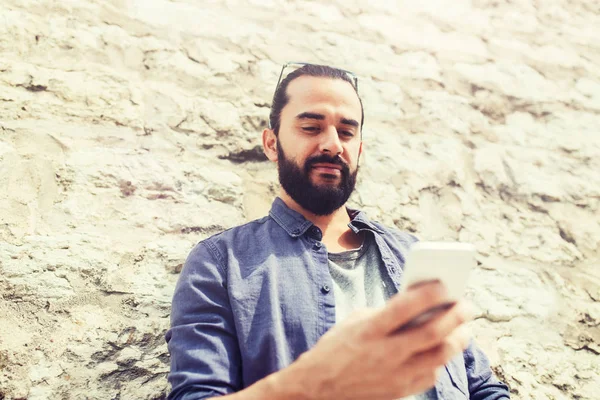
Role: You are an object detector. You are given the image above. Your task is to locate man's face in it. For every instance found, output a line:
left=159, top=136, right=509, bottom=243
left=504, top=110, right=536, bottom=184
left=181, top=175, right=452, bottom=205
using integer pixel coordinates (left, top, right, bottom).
left=274, top=76, right=363, bottom=215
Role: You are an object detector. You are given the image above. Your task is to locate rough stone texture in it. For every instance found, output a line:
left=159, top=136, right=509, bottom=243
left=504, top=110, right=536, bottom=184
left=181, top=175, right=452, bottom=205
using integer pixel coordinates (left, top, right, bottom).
left=0, top=0, right=599, bottom=399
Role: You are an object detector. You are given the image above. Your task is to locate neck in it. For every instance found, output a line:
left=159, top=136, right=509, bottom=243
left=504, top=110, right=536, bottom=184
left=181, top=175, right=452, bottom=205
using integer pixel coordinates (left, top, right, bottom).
left=279, top=190, right=362, bottom=252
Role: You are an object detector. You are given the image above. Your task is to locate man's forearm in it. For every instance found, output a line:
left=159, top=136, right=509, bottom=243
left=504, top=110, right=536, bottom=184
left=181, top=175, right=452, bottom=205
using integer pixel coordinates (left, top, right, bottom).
left=202, top=284, right=473, bottom=400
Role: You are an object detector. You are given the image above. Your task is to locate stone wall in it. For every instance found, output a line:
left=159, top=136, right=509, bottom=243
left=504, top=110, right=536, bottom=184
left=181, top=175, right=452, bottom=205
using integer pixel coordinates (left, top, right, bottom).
left=1, top=0, right=599, bottom=399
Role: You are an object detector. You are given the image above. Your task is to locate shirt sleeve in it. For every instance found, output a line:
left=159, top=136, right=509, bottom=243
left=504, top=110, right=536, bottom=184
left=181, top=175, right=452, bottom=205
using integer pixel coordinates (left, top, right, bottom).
left=166, top=241, right=242, bottom=400
left=464, top=340, right=511, bottom=400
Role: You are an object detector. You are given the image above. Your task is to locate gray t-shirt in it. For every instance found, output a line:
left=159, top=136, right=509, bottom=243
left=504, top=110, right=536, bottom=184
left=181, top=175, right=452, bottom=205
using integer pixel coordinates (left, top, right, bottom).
left=327, top=233, right=396, bottom=322
left=327, top=233, right=436, bottom=400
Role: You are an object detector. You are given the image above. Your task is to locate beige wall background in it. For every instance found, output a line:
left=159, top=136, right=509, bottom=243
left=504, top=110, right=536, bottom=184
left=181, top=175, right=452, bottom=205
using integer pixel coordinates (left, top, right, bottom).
left=1, top=0, right=599, bottom=399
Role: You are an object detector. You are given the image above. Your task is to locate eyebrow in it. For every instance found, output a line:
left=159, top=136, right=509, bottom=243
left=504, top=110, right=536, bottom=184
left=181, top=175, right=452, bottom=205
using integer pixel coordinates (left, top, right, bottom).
left=340, top=118, right=359, bottom=128
left=296, top=112, right=325, bottom=121
left=296, top=112, right=359, bottom=128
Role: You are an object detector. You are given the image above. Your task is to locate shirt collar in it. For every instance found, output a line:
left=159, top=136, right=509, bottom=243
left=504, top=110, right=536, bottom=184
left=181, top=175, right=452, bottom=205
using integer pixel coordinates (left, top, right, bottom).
left=269, top=197, right=384, bottom=237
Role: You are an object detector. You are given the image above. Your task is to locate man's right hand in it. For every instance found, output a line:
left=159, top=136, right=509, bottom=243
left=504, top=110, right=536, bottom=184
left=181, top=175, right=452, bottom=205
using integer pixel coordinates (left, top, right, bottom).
left=268, top=281, right=472, bottom=400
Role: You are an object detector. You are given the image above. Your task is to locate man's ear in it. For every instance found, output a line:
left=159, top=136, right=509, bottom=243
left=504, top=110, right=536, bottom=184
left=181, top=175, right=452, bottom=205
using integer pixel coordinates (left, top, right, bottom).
left=355, top=140, right=364, bottom=167
left=262, top=128, right=278, bottom=162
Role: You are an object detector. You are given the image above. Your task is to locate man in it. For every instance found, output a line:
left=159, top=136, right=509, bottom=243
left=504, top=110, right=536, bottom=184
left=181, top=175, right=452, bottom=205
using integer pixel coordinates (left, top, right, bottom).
left=166, top=63, right=510, bottom=399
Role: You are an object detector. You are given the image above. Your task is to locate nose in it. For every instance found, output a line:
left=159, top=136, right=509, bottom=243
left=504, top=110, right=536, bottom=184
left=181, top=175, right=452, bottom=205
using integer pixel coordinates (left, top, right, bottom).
left=319, top=126, right=343, bottom=155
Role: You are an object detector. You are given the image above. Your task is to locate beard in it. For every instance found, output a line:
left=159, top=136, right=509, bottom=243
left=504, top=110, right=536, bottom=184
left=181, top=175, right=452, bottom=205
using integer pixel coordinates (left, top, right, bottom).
left=277, top=143, right=358, bottom=216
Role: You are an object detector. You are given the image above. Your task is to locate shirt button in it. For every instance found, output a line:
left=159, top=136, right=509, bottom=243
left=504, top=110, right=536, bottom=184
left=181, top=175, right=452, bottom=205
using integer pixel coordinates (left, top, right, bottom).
left=321, top=285, right=330, bottom=294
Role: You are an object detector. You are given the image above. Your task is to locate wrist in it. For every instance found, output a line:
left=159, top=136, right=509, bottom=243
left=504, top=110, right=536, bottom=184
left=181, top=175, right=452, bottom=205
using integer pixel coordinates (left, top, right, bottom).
left=226, top=359, right=313, bottom=400
left=264, top=358, right=314, bottom=400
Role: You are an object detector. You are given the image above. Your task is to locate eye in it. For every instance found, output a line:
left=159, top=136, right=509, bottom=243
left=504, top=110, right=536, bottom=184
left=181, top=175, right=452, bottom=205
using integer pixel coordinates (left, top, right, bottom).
left=301, top=126, right=320, bottom=133
left=339, top=130, right=354, bottom=137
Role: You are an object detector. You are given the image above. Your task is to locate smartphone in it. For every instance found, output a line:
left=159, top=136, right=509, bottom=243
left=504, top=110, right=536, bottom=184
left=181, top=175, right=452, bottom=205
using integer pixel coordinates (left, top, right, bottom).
left=395, top=241, right=476, bottom=332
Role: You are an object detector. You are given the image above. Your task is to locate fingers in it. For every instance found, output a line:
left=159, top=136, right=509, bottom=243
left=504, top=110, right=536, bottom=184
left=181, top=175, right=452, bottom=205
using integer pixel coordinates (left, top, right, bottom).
left=382, top=325, right=470, bottom=399
left=400, top=368, right=441, bottom=397
left=366, top=281, right=450, bottom=337
left=402, top=324, right=472, bottom=373
left=399, top=301, right=472, bottom=354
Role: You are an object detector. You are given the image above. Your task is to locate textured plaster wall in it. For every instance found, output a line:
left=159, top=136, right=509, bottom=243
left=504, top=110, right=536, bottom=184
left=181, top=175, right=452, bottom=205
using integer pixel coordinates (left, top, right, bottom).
left=1, top=0, right=599, bottom=399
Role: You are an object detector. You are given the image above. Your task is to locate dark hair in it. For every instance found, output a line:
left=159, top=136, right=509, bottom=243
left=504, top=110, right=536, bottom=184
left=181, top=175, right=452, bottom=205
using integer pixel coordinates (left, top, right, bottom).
left=269, top=64, right=364, bottom=136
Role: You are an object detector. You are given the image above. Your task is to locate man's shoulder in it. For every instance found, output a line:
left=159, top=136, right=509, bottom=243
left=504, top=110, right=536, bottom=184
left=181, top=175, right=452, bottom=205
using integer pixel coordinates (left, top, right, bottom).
left=350, top=207, right=418, bottom=246
left=184, top=215, right=277, bottom=270
left=363, top=218, right=419, bottom=247
left=201, top=215, right=274, bottom=247
left=375, top=221, right=417, bottom=237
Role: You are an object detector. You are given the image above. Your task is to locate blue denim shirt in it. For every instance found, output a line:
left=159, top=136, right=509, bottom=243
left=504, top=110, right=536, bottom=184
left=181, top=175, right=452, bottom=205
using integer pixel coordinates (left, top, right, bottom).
left=166, top=198, right=510, bottom=399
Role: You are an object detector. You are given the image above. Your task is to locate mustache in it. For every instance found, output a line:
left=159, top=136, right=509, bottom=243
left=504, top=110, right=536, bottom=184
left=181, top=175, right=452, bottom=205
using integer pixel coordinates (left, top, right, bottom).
left=305, top=154, right=348, bottom=170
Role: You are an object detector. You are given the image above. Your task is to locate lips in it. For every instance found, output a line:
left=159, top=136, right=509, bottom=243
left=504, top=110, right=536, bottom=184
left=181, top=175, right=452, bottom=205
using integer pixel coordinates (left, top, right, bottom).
left=311, top=163, right=342, bottom=176
left=312, top=163, right=342, bottom=170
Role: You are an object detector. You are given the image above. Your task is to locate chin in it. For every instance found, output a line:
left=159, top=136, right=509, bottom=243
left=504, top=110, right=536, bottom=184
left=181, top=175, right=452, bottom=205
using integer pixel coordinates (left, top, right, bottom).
left=312, top=180, right=341, bottom=188
left=311, top=174, right=340, bottom=183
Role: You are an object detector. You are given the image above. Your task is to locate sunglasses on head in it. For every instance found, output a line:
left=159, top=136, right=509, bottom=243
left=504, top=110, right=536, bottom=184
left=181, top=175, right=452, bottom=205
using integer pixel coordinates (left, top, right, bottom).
left=273, top=62, right=359, bottom=92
